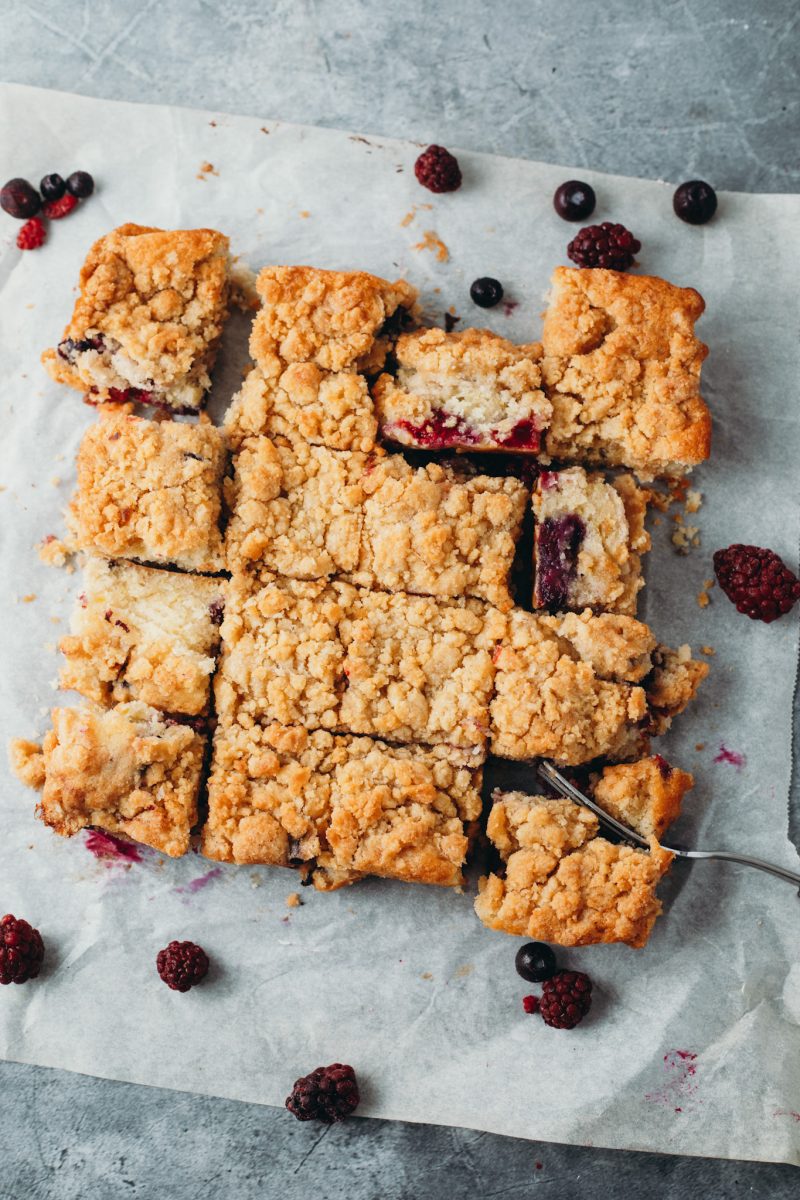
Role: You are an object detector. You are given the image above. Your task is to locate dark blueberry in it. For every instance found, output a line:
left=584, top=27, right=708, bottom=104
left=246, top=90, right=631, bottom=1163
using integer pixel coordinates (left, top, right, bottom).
left=470, top=277, right=504, bottom=308
left=535, top=513, right=586, bottom=608
left=66, top=171, right=95, bottom=199
left=553, top=180, right=596, bottom=222
left=57, top=336, right=105, bottom=362
left=40, top=173, right=66, bottom=202
left=673, top=179, right=717, bottom=225
left=208, top=598, right=224, bottom=625
left=515, top=942, right=557, bottom=983
left=1, top=178, right=41, bottom=219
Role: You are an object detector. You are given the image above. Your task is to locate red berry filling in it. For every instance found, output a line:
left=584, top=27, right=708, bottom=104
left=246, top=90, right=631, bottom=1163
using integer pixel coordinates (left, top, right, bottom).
left=535, top=514, right=586, bottom=609
left=394, top=412, right=541, bottom=451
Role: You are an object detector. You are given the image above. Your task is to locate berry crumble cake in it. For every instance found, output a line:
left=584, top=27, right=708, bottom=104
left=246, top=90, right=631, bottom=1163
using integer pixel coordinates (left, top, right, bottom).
left=249, top=265, right=418, bottom=378
left=224, top=363, right=378, bottom=453
left=474, top=755, right=693, bottom=946
left=42, top=224, right=231, bottom=412
left=533, top=467, right=650, bottom=614
left=59, top=556, right=225, bottom=716
left=11, top=701, right=205, bottom=857
left=372, top=327, right=551, bottom=452
left=202, top=719, right=482, bottom=890
left=67, top=409, right=226, bottom=573
left=542, top=267, right=711, bottom=478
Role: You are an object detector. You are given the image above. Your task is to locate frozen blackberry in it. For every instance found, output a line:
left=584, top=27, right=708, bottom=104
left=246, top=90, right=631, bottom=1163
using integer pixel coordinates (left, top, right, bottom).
left=540, top=970, right=592, bottom=1029
left=515, top=942, right=557, bottom=983
left=156, top=940, right=209, bottom=992
left=553, top=180, right=596, bottom=222
left=470, top=277, right=504, bottom=308
left=66, top=171, right=95, bottom=199
left=567, top=222, right=641, bottom=271
left=414, top=145, right=462, bottom=193
left=40, top=173, right=66, bottom=202
left=1, top=178, right=41, bottom=219
left=0, top=914, right=45, bottom=984
left=286, top=1063, right=360, bottom=1123
left=673, top=180, right=717, bottom=225
left=713, top=544, right=800, bottom=623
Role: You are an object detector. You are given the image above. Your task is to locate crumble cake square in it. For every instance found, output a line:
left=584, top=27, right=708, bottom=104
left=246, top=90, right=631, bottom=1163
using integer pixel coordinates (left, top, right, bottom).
left=224, top=364, right=378, bottom=453
left=542, top=267, right=711, bottom=478
left=474, top=789, right=674, bottom=947
left=201, top=719, right=482, bottom=890
left=644, top=643, right=710, bottom=734
left=249, top=265, right=418, bottom=378
left=533, top=466, right=651, bottom=614
left=42, top=224, right=231, bottom=412
left=59, top=556, right=225, bottom=715
left=67, top=410, right=226, bottom=573
left=338, top=589, right=504, bottom=751
left=10, top=702, right=205, bottom=858
left=372, top=326, right=551, bottom=452
left=591, top=755, right=694, bottom=840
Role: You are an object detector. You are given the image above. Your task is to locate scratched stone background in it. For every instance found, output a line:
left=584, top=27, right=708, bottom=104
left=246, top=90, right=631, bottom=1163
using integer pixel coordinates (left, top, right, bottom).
left=1, top=1, right=799, bottom=1197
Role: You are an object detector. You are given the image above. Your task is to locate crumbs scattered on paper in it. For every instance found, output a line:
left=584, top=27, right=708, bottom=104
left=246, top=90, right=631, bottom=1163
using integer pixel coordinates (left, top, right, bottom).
left=697, top=578, right=714, bottom=608
left=400, top=203, right=432, bottom=228
left=672, top=512, right=701, bottom=554
left=453, top=963, right=474, bottom=979
left=38, top=535, right=73, bottom=570
left=700, top=645, right=715, bottom=656
left=413, top=230, right=449, bottom=262
left=197, top=161, right=219, bottom=179
left=286, top=892, right=302, bottom=908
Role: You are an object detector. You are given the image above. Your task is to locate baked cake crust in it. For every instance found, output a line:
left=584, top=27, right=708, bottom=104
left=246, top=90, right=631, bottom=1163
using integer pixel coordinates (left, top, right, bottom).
left=42, top=224, right=231, bottom=411
left=542, top=267, right=711, bottom=478
left=11, top=702, right=205, bottom=857
left=592, top=756, right=694, bottom=839
left=67, top=409, right=226, bottom=572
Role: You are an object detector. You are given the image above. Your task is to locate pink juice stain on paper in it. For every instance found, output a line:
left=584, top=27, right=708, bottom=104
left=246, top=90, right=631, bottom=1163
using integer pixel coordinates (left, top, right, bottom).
left=713, top=744, right=747, bottom=770
left=644, top=1049, right=699, bottom=1113
left=175, top=867, right=223, bottom=896
left=84, top=829, right=143, bottom=864
left=502, top=299, right=519, bottom=317
left=773, top=1109, right=800, bottom=1123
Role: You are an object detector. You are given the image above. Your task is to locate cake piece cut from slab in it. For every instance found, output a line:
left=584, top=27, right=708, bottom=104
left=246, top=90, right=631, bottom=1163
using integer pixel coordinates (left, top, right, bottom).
left=201, top=719, right=482, bottom=890
left=533, top=467, right=650, bottom=614
left=338, top=589, right=504, bottom=751
left=42, top=224, right=231, bottom=412
left=373, top=326, right=551, bottom=452
left=644, top=643, right=710, bottom=734
left=10, top=702, right=205, bottom=857
left=224, top=363, right=378, bottom=453
left=591, top=755, right=694, bottom=840
left=250, top=265, right=418, bottom=378
left=67, top=410, right=226, bottom=573
left=59, top=557, right=224, bottom=715
left=489, top=609, right=655, bottom=764
left=542, top=267, right=710, bottom=478
left=475, top=789, right=673, bottom=947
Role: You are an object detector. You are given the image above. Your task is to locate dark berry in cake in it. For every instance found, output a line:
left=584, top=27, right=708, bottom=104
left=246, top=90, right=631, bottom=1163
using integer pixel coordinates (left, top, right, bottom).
left=553, top=180, right=596, bottom=222
left=713, top=544, right=800, bottom=623
left=673, top=180, right=717, bottom=226
left=567, top=222, right=641, bottom=271
left=515, top=942, right=557, bottom=983
left=208, top=598, right=224, bottom=625
left=0, top=914, right=45, bottom=984
left=536, top=514, right=585, bottom=609
left=470, top=277, right=504, bottom=308
left=286, top=1063, right=360, bottom=1123
left=1, top=178, right=41, bottom=219
left=66, top=170, right=95, bottom=199
left=414, top=145, right=462, bottom=193
left=653, top=754, right=673, bottom=778
left=522, top=994, right=540, bottom=1014
left=540, top=970, right=592, bottom=1029
left=17, top=218, right=46, bottom=251
left=57, top=336, right=105, bottom=361
left=42, top=193, right=78, bottom=220
left=40, top=173, right=66, bottom=202
left=156, top=940, right=210, bottom=992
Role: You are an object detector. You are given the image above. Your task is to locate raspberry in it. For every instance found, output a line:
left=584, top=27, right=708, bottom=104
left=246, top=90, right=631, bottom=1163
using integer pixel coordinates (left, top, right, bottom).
left=42, top=192, right=78, bottom=220
left=286, top=1063, right=360, bottom=1123
left=567, top=222, right=641, bottom=271
left=0, top=914, right=45, bottom=984
left=673, top=180, right=717, bottom=225
left=1, top=177, right=41, bottom=219
left=553, top=180, right=596, bottom=222
left=156, top=940, right=209, bottom=992
left=713, top=544, right=800, bottom=623
left=539, top=970, right=592, bottom=1029
left=414, top=145, right=462, bottom=194
left=17, top=218, right=46, bottom=251
left=522, top=994, right=540, bottom=1014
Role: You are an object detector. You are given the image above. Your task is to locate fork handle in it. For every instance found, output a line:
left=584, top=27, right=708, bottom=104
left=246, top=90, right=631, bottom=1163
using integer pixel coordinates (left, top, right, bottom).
left=680, top=849, right=800, bottom=890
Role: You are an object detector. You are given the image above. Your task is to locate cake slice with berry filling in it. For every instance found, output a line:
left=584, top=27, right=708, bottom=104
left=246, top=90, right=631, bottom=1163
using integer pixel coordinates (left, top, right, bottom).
left=475, top=754, right=693, bottom=947
left=60, top=557, right=225, bottom=716
left=373, top=327, right=551, bottom=452
left=533, top=467, right=650, bottom=614
left=542, top=266, right=710, bottom=478
left=67, top=409, right=226, bottom=573
left=42, top=224, right=231, bottom=412
left=10, top=701, right=205, bottom=858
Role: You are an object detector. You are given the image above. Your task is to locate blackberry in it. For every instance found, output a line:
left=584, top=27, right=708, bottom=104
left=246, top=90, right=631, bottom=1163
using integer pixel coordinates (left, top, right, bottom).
left=414, top=145, right=462, bottom=193
left=470, top=277, right=504, bottom=308
left=673, top=180, right=717, bottom=225
left=567, top=222, right=641, bottom=271
left=713, top=544, right=800, bottom=623
left=540, top=970, right=592, bottom=1029
left=286, top=1063, right=360, bottom=1123
left=156, top=940, right=209, bottom=992
left=0, top=914, right=45, bottom=984
left=553, top=180, right=596, bottom=222
left=515, top=942, right=557, bottom=983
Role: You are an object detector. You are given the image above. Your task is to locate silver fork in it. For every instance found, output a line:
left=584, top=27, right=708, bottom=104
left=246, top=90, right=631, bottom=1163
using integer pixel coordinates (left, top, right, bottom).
left=537, top=761, right=800, bottom=893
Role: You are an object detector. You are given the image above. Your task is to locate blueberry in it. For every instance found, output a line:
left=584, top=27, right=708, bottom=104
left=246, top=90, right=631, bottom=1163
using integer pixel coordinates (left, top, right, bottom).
left=553, top=180, right=596, bottom=222
left=1, top=177, right=41, bottom=219
left=515, top=942, right=557, bottom=983
left=40, top=173, right=66, bottom=202
left=66, top=171, right=95, bottom=199
left=673, top=180, right=717, bottom=225
left=470, top=277, right=504, bottom=308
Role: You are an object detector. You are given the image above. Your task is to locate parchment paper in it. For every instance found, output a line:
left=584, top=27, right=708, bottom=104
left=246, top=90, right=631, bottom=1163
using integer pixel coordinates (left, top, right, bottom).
left=1, top=83, right=798, bottom=1165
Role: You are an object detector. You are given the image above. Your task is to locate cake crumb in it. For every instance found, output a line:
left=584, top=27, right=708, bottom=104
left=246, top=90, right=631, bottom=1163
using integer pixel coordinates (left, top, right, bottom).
left=412, top=229, right=449, bottom=262
left=671, top=512, right=701, bottom=554
left=685, top=489, right=703, bottom=514
left=38, top=535, right=73, bottom=569
left=700, top=645, right=715, bottom=656
left=299, top=210, right=310, bottom=219
left=697, top=578, right=715, bottom=608
left=21, top=594, right=36, bottom=603
left=196, top=161, right=218, bottom=179
left=50, top=476, right=62, bottom=487
left=286, top=892, right=302, bottom=908
left=421, top=971, right=433, bottom=980
left=695, top=742, right=705, bottom=751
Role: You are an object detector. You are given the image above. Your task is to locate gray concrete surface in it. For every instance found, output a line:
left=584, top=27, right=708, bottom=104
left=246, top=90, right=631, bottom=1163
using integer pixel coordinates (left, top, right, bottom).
left=1, top=1, right=798, bottom=1196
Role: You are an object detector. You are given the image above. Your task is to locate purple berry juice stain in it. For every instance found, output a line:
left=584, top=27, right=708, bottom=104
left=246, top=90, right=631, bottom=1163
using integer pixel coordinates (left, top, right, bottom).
left=175, top=867, right=224, bottom=895
left=713, top=744, right=747, bottom=770
left=84, top=829, right=143, bottom=863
